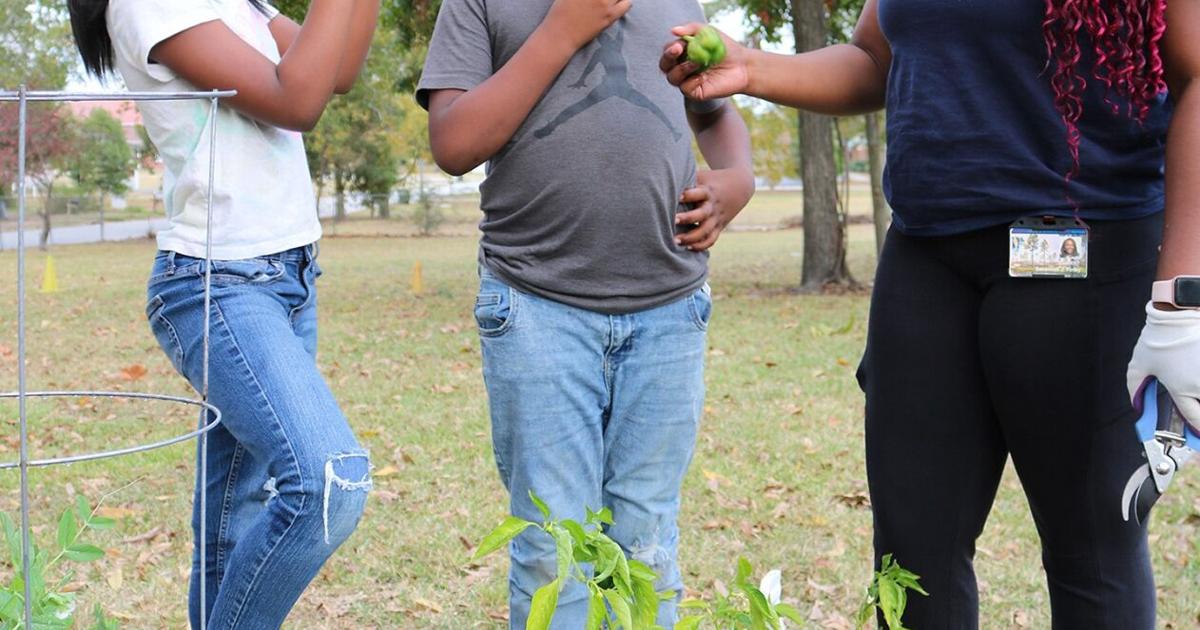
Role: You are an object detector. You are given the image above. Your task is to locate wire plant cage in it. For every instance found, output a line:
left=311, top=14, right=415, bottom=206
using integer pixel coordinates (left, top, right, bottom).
left=1, top=86, right=235, bottom=629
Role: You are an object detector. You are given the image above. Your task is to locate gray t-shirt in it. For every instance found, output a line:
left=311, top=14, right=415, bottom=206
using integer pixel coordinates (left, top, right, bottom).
left=417, top=0, right=720, bottom=314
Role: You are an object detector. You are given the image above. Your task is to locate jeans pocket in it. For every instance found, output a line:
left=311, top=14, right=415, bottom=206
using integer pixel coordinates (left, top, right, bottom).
left=688, top=283, right=713, bottom=331
left=208, top=258, right=287, bottom=286
left=474, top=282, right=518, bottom=338
left=146, top=294, right=186, bottom=376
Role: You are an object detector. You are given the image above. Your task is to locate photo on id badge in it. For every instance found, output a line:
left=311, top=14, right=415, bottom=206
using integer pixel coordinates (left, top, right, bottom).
left=1009, top=216, right=1089, bottom=279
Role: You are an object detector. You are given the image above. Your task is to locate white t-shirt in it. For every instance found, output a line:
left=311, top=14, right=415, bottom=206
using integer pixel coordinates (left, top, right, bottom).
left=107, top=0, right=321, bottom=260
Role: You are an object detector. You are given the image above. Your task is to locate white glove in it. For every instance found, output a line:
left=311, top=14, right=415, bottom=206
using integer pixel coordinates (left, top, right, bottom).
left=1127, top=302, right=1200, bottom=429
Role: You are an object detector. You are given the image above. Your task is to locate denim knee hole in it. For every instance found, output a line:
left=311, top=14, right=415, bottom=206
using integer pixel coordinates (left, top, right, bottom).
left=322, top=452, right=372, bottom=545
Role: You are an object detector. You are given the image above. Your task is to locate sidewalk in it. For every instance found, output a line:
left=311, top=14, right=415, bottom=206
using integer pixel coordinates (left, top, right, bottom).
left=0, top=217, right=168, bottom=250
left=0, top=197, right=372, bottom=250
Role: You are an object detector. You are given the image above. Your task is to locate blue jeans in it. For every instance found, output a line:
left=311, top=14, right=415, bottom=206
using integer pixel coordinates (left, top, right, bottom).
left=475, top=267, right=710, bottom=629
left=146, top=246, right=370, bottom=629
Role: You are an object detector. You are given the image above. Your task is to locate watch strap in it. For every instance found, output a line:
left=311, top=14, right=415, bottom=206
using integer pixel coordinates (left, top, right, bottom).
left=1152, top=279, right=1177, bottom=307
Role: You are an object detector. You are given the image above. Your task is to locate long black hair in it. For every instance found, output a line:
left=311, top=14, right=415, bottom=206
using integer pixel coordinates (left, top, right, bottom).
left=68, top=0, right=273, bottom=78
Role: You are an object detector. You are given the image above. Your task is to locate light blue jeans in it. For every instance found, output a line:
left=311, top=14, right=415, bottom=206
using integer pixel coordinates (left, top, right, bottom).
left=475, top=266, right=710, bottom=629
left=146, top=246, right=370, bottom=629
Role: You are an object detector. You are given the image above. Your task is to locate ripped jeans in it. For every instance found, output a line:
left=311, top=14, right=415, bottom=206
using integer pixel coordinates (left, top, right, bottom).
left=475, top=267, right=709, bottom=628
left=146, top=246, right=370, bottom=629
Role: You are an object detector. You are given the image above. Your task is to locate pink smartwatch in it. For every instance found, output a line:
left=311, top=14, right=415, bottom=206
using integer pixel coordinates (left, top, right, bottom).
left=1152, top=276, right=1200, bottom=310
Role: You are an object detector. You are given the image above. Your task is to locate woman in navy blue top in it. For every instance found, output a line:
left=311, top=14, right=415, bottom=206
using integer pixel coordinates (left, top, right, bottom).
left=663, top=2, right=1200, bottom=628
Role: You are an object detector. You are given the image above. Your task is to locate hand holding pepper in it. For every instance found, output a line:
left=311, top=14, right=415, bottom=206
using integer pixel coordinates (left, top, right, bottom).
left=660, top=23, right=748, bottom=102
left=542, top=0, right=633, bottom=51
left=682, top=26, right=727, bottom=70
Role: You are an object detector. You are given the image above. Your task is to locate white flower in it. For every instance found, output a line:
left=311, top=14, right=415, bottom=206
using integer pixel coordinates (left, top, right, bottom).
left=760, top=569, right=785, bottom=628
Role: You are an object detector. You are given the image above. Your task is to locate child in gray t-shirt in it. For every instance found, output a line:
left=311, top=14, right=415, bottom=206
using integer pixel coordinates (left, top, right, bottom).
left=418, top=0, right=754, bottom=625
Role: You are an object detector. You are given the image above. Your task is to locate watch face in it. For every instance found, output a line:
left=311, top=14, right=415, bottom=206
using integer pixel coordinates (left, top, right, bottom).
left=1177, top=277, right=1200, bottom=308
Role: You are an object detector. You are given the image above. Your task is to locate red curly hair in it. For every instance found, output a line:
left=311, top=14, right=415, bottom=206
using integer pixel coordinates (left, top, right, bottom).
left=1042, top=0, right=1168, bottom=181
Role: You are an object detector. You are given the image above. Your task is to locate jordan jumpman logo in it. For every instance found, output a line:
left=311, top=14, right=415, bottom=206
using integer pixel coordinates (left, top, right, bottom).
left=534, top=24, right=684, bottom=142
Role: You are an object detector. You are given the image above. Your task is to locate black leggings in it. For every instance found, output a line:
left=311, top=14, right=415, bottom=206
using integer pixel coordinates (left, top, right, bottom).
left=857, top=214, right=1162, bottom=629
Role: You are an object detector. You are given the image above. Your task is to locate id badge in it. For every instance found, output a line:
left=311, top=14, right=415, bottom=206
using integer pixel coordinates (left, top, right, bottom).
left=1008, top=216, right=1089, bottom=279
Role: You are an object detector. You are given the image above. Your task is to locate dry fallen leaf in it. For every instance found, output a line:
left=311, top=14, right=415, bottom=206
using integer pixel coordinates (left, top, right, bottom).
left=373, top=465, right=400, bottom=478
left=834, top=491, right=871, bottom=509
left=106, top=566, right=124, bottom=590
left=413, top=598, right=443, bottom=614
left=96, top=506, right=138, bottom=520
left=118, top=364, right=148, bottom=381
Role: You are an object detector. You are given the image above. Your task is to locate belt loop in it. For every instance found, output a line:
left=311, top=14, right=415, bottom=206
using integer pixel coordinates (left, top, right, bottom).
left=166, top=250, right=177, bottom=275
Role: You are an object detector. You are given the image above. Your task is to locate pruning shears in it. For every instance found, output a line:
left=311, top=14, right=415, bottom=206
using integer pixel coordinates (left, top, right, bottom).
left=1120, top=378, right=1200, bottom=524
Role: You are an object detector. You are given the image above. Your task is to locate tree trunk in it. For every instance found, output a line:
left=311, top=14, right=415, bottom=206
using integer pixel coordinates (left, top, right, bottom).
left=334, top=172, right=347, bottom=221
left=39, top=182, right=53, bottom=251
left=314, top=180, right=324, bottom=220
left=865, top=111, right=890, bottom=257
left=99, top=192, right=106, bottom=242
left=792, top=0, right=849, bottom=291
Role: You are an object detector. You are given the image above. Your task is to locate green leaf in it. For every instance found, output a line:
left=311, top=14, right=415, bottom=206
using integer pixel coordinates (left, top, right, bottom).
left=593, top=538, right=620, bottom=583
left=586, top=506, right=614, bottom=526
left=743, top=585, right=777, bottom=629
left=28, top=550, right=48, bottom=601
left=56, top=510, right=76, bottom=552
left=0, top=590, right=22, bottom=622
left=628, top=559, right=658, bottom=583
left=39, top=591, right=75, bottom=618
left=632, top=574, right=660, bottom=628
left=561, top=520, right=588, bottom=547
left=674, top=617, right=704, bottom=630
left=528, top=491, right=552, bottom=523
left=526, top=578, right=561, bottom=630
left=735, top=557, right=753, bottom=587
left=87, top=516, right=116, bottom=531
left=603, top=589, right=633, bottom=630
left=90, top=602, right=120, bottom=630
left=878, top=578, right=903, bottom=629
left=585, top=588, right=606, bottom=630
left=2, top=512, right=22, bottom=570
left=775, top=603, right=805, bottom=624
left=472, top=516, right=535, bottom=561
left=678, top=599, right=709, bottom=611
left=611, top=550, right=633, bottom=599
left=856, top=603, right=876, bottom=629
left=75, top=497, right=91, bottom=528
left=549, top=526, right=573, bottom=582
left=63, top=543, right=104, bottom=563
left=892, top=569, right=928, bottom=596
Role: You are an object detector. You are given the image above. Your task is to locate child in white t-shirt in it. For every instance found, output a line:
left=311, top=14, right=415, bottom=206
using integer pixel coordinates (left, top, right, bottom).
left=67, top=1, right=379, bottom=626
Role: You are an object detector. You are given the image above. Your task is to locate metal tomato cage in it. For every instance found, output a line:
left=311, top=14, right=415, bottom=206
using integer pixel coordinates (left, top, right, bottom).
left=1, top=86, right=235, bottom=629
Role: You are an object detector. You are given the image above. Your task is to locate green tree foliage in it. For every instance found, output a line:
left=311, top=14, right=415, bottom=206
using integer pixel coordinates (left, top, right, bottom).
left=302, top=27, right=430, bottom=219
left=0, top=0, right=74, bottom=216
left=270, top=1, right=431, bottom=217
left=0, top=103, right=73, bottom=248
left=274, top=0, right=441, bottom=91
left=715, top=0, right=875, bottom=286
left=67, top=109, right=136, bottom=200
left=0, top=0, right=73, bottom=89
left=738, top=104, right=798, bottom=190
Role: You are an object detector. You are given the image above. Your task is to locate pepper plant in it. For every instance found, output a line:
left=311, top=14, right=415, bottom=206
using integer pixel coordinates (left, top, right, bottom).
left=473, top=491, right=668, bottom=630
left=675, top=558, right=804, bottom=629
left=0, top=497, right=120, bottom=629
left=854, top=554, right=928, bottom=630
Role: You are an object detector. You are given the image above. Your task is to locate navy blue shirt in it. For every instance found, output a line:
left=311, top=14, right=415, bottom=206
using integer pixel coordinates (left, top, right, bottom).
left=878, top=0, right=1170, bottom=235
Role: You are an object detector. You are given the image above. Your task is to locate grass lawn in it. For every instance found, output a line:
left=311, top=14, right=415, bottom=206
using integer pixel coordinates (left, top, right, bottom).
left=0, top=191, right=1197, bottom=628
